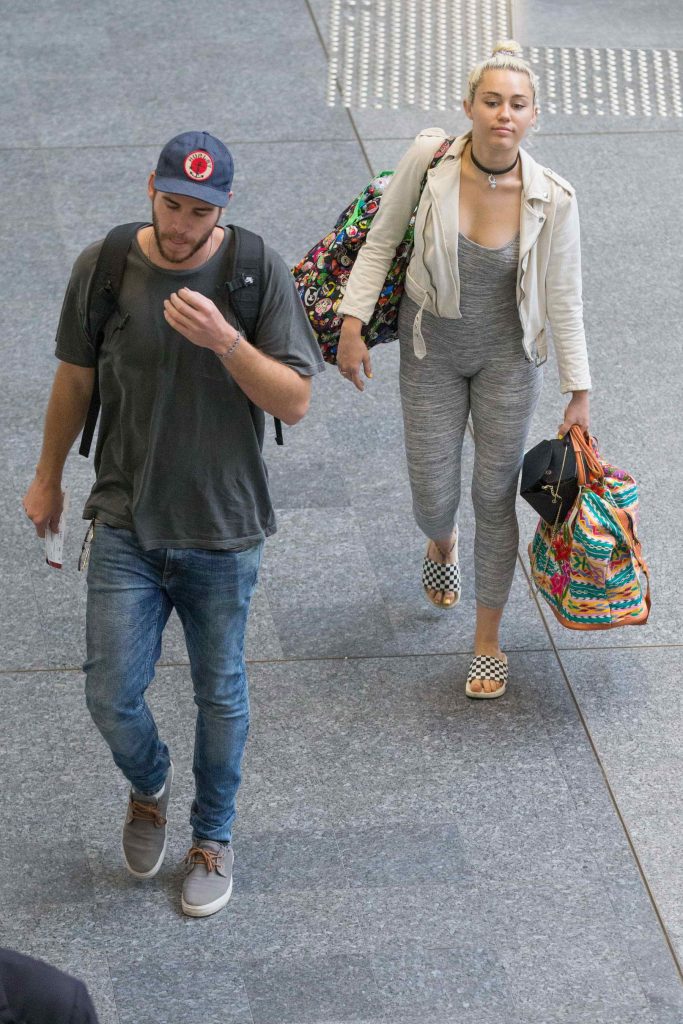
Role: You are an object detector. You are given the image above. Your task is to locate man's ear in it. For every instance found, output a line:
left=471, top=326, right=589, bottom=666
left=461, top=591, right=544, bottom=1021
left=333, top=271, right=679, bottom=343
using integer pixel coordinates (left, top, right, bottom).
left=147, top=172, right=156, bottom=200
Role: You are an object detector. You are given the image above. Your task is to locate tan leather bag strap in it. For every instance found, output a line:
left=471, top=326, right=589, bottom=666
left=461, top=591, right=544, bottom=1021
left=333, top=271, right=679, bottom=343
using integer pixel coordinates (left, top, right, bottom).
left=568, top=424, right=603, bottom=487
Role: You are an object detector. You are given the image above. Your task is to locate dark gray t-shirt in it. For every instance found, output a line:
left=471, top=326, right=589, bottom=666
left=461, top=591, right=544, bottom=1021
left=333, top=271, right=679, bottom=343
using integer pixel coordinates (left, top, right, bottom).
left=55, top=227, right=325, bottom=550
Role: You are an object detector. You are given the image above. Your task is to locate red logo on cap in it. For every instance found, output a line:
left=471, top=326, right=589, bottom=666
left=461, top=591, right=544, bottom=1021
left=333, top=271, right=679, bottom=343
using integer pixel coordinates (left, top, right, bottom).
left=183, top=150, right=214, bottom=182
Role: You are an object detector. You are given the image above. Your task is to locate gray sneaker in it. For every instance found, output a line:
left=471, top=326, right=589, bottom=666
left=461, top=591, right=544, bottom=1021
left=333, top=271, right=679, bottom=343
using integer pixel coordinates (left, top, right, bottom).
left=181, top=839, right=234, bottom=917
left=122, top=761, right=174, bottom=879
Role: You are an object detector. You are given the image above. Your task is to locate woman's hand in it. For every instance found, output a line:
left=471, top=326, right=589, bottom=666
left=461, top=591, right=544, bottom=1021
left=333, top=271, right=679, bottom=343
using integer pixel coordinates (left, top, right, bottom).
left=337, top=316, right=373, bottom=392
left=558, top=390, right=590, bottom=436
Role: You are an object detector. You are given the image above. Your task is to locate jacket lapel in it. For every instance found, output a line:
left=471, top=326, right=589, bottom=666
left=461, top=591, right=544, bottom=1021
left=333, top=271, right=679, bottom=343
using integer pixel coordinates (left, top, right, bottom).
left=427, top=154, right=462, bottom=270
left=415, top=134, right=468, bottom=310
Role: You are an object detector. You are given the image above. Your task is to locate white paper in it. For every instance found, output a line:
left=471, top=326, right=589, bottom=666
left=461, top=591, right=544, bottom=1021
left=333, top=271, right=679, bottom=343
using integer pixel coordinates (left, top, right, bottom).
left=45, top=488, right=69, bottom=569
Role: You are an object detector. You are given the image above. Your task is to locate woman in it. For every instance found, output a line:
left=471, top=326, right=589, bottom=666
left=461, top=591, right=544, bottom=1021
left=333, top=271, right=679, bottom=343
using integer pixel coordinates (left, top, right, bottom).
left=337, top=42, right=591, bottom=698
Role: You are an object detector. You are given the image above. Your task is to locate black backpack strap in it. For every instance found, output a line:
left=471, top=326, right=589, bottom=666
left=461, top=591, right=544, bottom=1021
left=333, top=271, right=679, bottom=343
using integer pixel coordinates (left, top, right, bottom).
left=221, top=225, right=283, bottom=446
left=222, top=224, right=264, bottom=341
left=79, top=222, right=146, bottom=457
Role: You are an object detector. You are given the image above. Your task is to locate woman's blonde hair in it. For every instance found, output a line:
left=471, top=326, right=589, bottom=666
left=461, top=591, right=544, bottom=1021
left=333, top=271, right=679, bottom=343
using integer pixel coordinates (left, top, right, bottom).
left=466, top=40, right=539, bottom=104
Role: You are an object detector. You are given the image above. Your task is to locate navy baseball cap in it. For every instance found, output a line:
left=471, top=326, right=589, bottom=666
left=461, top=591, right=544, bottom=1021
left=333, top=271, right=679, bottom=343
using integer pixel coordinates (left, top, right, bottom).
left=154, top=130, right=234, bottom=208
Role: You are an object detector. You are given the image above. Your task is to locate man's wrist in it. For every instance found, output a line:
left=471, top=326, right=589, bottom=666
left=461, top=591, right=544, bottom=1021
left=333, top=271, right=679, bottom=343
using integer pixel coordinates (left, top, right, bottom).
left=216, top=324, right=242, bottom=361
left=35, top=465, right=63, bottom=487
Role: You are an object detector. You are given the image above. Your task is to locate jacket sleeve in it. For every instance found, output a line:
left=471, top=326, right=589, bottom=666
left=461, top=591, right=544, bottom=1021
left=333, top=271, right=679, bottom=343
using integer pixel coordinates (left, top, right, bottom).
left=545, top=191, right=592, bottom=393
left=337, top=129, right=447, bottom=324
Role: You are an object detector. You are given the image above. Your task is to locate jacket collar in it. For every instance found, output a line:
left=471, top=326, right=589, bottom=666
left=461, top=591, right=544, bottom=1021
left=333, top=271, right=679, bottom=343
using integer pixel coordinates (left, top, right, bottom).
left=520, top=147, right=551, bottom=203
left=444, top=132, right=471, bottom=162
left=443, top=131, right=550, bottom=203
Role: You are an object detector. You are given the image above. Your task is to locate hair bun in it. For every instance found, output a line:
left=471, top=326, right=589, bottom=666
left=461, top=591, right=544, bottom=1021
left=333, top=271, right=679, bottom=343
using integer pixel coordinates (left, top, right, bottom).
left=491, top=39, right=524, bottom=59
left=466, top=38, right=537, bottom=104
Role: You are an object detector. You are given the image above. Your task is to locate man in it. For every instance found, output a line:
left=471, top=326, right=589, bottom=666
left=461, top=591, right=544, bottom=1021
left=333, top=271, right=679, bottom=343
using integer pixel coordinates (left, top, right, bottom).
left=0, top=947, right=99, bottom=1023
left=23, top=131, right=325, bottom=917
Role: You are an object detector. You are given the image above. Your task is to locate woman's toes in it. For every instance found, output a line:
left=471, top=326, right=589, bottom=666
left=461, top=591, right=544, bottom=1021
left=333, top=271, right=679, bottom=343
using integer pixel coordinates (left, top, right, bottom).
left=425, top=540, right=458, bottom=609
left=470, top=678, right=502, bottom=693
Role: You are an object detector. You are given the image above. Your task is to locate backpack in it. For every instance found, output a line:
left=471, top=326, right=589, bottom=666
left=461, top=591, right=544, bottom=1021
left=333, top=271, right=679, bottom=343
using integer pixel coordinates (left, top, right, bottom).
left=529, top=426, right=651, bottom=629
left=292, top=136, right=454, bottom=364
left=78, top=221, right=282, bottom=457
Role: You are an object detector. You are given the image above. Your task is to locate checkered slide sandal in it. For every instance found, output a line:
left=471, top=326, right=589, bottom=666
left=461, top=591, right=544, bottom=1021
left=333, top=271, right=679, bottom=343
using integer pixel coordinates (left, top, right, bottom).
left=422, top=532, right=461, bottom=609
left=465, top=654, right=508, bottom=699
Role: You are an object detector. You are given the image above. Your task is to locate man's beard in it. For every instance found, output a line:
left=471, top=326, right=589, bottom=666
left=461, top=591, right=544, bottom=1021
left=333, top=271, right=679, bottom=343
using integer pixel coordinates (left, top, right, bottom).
left=152, top=208, right=217, bottom=264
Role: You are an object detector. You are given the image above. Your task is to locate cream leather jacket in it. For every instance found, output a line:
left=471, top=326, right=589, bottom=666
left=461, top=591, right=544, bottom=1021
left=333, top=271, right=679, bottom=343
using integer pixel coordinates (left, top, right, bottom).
left=338, top=129, right=591, bottom=394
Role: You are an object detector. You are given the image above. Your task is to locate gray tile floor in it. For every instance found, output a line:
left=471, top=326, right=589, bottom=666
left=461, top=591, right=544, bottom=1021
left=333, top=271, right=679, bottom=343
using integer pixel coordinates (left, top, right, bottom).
left=1, top=1, right=682, bottom=1022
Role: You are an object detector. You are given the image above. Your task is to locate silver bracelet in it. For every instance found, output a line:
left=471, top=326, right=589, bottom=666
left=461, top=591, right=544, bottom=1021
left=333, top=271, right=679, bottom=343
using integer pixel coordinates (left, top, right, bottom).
left=220, top=331, right=242, bottom=362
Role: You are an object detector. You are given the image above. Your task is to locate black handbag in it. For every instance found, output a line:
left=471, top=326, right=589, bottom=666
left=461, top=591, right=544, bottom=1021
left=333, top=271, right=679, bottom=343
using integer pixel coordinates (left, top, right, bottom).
left=520, top=434, right=578, bottom=525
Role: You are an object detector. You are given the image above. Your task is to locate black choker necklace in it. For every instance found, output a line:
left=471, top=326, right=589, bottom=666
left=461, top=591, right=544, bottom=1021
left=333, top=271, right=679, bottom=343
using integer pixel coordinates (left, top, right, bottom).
left=470, top=146, right=520, bottom=190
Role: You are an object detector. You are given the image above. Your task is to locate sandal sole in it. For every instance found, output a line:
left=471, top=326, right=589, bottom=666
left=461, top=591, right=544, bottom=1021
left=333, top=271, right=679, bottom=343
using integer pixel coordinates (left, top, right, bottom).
left=465, top=681, right=507, bottom=699
left=423, top=587, right=461, bottom=610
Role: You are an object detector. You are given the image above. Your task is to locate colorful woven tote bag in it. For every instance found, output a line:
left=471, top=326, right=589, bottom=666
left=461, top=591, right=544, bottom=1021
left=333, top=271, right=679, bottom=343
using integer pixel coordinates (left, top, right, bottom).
left=292, top=137, right=453, bottom=364
left=529, top=426, right=651, bottom=630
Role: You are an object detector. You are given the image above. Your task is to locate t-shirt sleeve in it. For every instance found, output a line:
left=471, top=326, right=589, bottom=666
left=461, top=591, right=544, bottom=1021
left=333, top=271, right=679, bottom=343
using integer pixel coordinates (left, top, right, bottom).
left=54, top=241, right=103, bottom=367
left=251, top=245, right=326, bottom=376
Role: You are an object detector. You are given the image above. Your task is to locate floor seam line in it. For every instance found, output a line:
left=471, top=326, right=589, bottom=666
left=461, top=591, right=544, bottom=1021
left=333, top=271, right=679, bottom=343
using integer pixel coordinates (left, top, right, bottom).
left=303, top=0, right=375, bottom=178
left=0, top=137, right=362, bottom=153
left=2, top=638, right=682, bottom=676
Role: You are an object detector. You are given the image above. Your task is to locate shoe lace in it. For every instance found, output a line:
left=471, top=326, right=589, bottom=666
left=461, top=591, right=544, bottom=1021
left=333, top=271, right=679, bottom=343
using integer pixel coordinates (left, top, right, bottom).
left=184, top=845, right=223, bottom=873
left=130, top=799, right=167, bottom=828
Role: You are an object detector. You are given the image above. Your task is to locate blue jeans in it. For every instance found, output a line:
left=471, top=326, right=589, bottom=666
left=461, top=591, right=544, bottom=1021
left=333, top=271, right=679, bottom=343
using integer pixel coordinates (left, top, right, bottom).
left=84, top=523, right=262, bottom=842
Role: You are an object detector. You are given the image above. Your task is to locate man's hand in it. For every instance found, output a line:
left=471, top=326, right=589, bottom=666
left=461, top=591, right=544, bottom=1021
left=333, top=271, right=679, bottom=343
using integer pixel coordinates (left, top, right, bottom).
left=164, top=286, right=313, bottom=424
left=23, top=475, right=64, bottom=538
left=163, top=287, right=233, bottom=353
left=21, top=361, right=94, bottom=539
left=558, top=390, right=590, bottom=437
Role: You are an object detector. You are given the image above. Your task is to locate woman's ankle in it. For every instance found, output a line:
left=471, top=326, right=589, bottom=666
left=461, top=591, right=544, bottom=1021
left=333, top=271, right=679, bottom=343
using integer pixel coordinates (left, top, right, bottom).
left=474, top=638, right=504, bottom=657
left=430, top=530, right=457, bottom=561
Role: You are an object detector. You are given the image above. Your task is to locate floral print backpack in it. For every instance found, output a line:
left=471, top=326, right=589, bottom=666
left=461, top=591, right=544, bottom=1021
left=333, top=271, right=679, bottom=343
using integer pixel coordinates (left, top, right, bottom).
left=529, top=426, right=651, bottom=629
left=292, top=138, right=453, bottom=364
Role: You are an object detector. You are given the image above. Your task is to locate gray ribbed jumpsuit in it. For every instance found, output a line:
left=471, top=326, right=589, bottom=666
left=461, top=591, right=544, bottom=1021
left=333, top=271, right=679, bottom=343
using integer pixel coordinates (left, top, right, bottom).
left=398, top=232, right=543, bottom=608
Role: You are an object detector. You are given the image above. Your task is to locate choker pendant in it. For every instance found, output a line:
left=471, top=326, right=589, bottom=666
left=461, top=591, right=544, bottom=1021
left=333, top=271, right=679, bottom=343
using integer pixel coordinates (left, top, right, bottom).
left=470, top=147, right=520, bottom=190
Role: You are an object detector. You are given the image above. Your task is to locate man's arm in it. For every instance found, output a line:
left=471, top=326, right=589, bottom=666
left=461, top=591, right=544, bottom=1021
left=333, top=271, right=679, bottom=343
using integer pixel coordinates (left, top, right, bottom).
left=163, top=288, right=311, bottom=425
left=23, top=362, right=95, bottom=536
